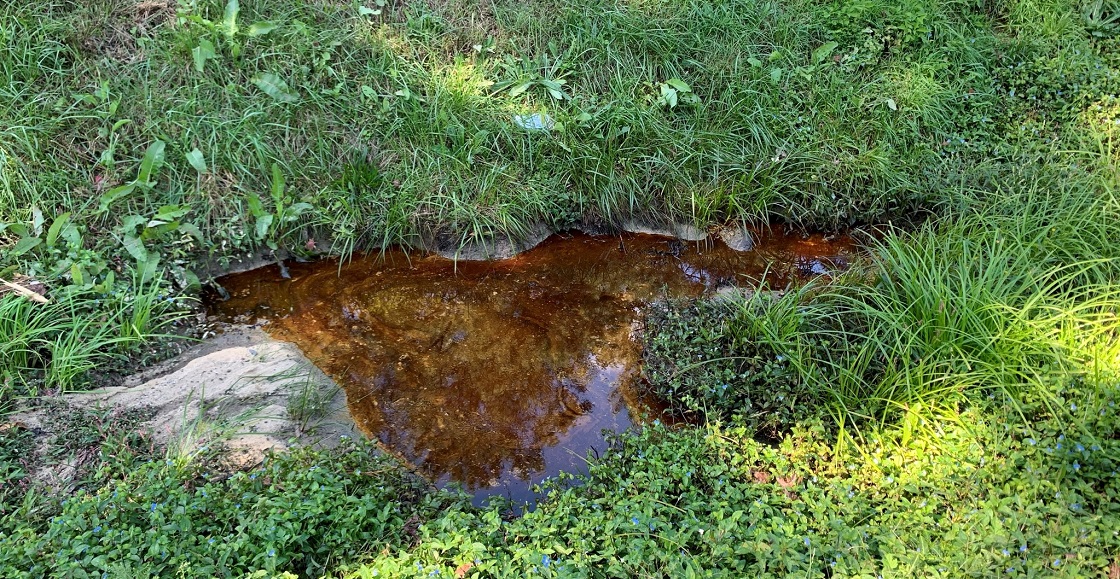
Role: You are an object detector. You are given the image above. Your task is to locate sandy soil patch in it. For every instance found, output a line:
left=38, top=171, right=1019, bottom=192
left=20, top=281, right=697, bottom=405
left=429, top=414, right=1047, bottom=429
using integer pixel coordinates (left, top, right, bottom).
left=13, top=327, right=359, bottom=487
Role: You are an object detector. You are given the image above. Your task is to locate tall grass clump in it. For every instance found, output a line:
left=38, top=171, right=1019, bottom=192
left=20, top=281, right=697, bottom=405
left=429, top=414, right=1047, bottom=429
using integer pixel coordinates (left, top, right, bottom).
left=786, top=181, right=1120, bottom=428
left=0, top=286, right=188, bottom=411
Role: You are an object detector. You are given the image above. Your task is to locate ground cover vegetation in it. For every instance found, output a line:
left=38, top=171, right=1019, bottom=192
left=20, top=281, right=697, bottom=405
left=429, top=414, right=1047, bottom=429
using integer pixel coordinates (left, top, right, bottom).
left=1, top=0, right=1120, bottom=575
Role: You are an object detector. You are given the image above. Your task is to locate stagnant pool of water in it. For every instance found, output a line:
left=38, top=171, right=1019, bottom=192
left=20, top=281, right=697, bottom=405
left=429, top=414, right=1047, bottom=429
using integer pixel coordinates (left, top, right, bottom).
left=206, top=230, right=853, bottom=504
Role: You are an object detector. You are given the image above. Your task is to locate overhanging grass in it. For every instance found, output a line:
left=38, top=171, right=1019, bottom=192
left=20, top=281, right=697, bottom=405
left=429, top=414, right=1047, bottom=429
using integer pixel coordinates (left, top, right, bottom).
left=641, top=163, right=1120, bottom=436
left=648, top=177, right=1120, bottom=432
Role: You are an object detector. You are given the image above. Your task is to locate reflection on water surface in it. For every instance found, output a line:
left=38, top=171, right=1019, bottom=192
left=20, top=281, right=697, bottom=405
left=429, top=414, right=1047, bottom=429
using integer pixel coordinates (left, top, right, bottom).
left=208, top=231, right=852, bottom=504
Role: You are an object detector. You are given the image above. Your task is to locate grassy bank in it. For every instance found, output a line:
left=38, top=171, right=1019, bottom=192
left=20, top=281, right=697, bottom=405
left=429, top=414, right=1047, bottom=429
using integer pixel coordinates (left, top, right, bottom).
left=2, top=0, right=1120, bottom=576
left=2, top=0, right=1119, bottom=393
left=2, top=0, right=985, bottom=243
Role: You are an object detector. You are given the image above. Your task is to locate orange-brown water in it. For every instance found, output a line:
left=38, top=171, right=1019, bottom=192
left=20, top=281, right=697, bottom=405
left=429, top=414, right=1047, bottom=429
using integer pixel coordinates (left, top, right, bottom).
left=207, top=230, right=852, bottom=504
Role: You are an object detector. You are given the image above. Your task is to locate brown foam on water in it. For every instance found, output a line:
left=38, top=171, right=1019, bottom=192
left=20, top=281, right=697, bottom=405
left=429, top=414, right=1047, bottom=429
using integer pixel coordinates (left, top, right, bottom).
left=207, top=230, right=853, bottom=504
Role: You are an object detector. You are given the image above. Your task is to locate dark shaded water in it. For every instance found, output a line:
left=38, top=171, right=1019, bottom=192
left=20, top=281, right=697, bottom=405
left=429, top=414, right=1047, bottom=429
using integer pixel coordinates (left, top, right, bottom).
left=207, top=230, right=852, bottom=504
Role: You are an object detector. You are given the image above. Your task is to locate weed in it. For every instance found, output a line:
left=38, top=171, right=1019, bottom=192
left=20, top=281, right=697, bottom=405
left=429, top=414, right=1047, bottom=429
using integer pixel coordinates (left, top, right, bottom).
left=41, top=400, right=159, bottom=488
left=245, top=164, right=313, bottom=252
left=0, top=423, right=36, bottom=520
left=285, top=369, right=341, bottom=436
left=0, top=439, right=449, bottom=578
left=352, top=395, right=1120, bottom=576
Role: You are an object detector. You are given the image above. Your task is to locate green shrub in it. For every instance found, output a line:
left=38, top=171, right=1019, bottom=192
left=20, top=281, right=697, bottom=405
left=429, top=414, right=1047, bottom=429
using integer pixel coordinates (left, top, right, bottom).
left=0, top=439, right=458, bottom=578
left=642, top=290, right=821, bottom=438
left=351, top=382, right=1120, bottom=577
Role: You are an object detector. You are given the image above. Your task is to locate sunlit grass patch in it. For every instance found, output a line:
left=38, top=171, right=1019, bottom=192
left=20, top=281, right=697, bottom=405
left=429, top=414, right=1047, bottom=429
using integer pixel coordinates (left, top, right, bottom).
left=349, top=395, right=1120, bottom=576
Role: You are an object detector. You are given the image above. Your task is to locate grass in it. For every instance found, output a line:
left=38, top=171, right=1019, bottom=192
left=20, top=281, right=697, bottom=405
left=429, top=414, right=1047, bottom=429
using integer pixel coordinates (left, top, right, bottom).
left=1, top=0, right=1001, bottom=252
left=1, top=0, right=1120, bottom=576
left=798, top=181, right=1120, bottom=427
left=0, top=283, right=187, bottom=410
left=0, top=0, right=1091, bottom=400
left=284, top=368, right=342, bottom=436
left=641, top=155, right=1120, bottom=433
left=642, top=186, right=1120, bottom=431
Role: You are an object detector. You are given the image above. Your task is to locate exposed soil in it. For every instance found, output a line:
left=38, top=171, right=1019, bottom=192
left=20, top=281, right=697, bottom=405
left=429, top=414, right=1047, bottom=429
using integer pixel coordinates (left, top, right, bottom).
left=10, top=327, right=359, bottom=491
left=76, top=0, right=174, bottom=62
